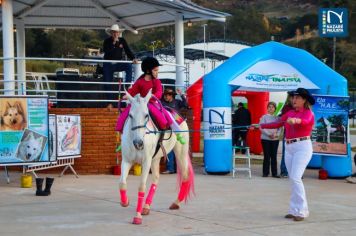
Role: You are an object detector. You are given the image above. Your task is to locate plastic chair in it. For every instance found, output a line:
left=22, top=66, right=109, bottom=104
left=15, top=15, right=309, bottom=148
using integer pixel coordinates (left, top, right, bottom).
left=232, top=146, right=251, bottom=178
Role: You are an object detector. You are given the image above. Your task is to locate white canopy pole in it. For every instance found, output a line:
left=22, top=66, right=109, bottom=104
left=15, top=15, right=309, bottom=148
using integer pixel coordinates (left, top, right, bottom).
left=175, top=13, right=184, bottom=89
left=2, top=0, right=15, bottom=95
left=16, top=19, right=26, bottom=95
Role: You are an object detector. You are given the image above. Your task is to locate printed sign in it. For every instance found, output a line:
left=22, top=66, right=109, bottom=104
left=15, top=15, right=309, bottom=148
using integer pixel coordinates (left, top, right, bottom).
left=203, top=107, right=232, bottom=140
left=56, top=115, right=81, bottom=158
left=319, top=8, right=348, bottom=37
left=312, top=95, right=349, bottom=155
left=0, top=96, right=49, bottom=165
left=228, top=60, right=319, bottom=91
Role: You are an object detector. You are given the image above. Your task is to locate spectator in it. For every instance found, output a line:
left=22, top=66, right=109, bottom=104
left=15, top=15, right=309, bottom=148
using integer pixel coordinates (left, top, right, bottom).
left=279, top=94, right=294, bottom=178
left=103, top=24, right=137, bottom=108
left=260, top=102, right=281, bottom=178
left=161, top=88, right=188, bottom=174
left=232, top=102, right=251, bottom=151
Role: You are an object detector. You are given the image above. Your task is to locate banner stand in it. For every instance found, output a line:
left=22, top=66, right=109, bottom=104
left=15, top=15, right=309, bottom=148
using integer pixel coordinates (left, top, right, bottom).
left=3, top=166, right=10, bottom=184
left=26, top=157, right=80, bottom=178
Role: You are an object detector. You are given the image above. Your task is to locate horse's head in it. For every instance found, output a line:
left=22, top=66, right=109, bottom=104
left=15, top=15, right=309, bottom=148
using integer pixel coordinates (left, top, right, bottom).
left=126, top=89, right=152, bottom=150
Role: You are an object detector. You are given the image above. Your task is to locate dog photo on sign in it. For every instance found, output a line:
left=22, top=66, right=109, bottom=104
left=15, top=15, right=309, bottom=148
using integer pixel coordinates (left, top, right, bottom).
left=0, top=98, right=28, bottom=131
left=16, top=129, right=47, bottom=162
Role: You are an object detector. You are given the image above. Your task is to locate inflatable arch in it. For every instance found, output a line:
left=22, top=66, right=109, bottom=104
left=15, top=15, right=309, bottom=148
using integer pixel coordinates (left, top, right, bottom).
left=187, top=82, right=269, bottom=154
left=203, top=41, right=350, bottom=177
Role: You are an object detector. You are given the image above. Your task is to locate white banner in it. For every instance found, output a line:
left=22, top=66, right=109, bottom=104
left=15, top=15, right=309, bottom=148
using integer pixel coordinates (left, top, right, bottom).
left=203, top=107, right=232, bottom=140
left=229, top=59, right=319, bottom=91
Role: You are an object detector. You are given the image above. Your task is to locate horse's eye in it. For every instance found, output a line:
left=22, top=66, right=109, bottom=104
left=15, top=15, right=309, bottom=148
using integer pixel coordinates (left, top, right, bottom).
left=145, top=114, right=149, bottom=119
left=129, top=114, right=133, bottom=119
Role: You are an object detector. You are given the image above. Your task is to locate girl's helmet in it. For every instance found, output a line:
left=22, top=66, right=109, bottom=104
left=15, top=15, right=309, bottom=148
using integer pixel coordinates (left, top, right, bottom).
left=141, top=57, right=161, bottom=75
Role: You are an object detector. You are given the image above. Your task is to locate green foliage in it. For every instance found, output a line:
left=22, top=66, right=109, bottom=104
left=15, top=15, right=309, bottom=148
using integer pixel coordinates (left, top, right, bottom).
left=25, top=60, right=62, bottom=73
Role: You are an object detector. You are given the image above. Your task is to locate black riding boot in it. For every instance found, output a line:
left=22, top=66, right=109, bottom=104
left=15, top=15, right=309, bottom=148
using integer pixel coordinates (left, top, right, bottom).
left=35, top=178, right=46, bottom=196
left=43, top=177, right=54, bottom=195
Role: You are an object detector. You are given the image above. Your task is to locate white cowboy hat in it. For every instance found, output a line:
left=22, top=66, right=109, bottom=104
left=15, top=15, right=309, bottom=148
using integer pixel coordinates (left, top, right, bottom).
left=105, top=24, right=124, bottom=35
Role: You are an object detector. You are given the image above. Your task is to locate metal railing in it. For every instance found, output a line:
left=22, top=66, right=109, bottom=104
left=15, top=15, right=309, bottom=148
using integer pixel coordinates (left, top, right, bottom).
left=0, top=57, right=188, bottom=107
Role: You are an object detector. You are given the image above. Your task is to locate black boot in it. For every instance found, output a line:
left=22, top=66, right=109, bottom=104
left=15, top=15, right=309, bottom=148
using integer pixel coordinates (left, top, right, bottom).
left=35, top=178, right=47, bottom=196
left=43, top=177, right=54, bottom=195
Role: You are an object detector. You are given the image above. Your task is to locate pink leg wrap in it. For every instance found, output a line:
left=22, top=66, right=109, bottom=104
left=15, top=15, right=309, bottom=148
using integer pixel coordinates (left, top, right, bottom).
left=145, top=184, right=157, bottom=205
left=120, top=189, right=128, bottom=204
left=136, top=192, right=145, bottom=213
left=178, top=181, right=190, bottom=202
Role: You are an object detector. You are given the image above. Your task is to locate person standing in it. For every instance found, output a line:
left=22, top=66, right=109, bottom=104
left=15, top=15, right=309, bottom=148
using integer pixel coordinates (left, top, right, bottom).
left=279, top=94, right=294, bottom=178
left=103, top=24, right=137, bottom=108
left=251, top=88, right=315, bottom=222
left=232, top=102, right=251, bottom=151
left=260, top=102, right=281, bottom=178
left=161, top=88, right=188, bottom=174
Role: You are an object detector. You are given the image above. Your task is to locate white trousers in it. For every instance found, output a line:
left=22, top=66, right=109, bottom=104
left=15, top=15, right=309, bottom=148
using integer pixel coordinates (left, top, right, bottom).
left=284, top=140, right=313, bottom=217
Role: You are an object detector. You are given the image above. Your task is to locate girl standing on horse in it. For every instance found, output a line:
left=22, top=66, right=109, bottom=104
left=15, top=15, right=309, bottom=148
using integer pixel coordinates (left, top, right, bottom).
left=116, top=57, right=185, bottom=143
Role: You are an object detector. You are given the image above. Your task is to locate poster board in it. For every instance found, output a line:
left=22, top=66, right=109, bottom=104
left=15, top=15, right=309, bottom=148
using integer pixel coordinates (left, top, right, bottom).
left=56, top=115, right=81, bottom=159
left=0, top=96, right=49, bottom=166
left=312, top=95, right=349, bottom=156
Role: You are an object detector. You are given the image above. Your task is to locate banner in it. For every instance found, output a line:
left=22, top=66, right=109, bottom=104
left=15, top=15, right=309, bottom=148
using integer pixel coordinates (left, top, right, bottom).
left=56, top=115, right=81, bottom=158
left=228, top=59, right=319, bottom=91
left=203, top=107, right=231, bottom=140
left=312, top=95, right=349, bottom=155
left=319, top=8, right=348, bottom=38
left=0, top=96, right=49, bottom=165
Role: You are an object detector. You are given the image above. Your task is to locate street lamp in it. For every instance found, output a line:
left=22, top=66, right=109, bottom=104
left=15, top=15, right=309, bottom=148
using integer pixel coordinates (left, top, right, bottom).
left=151, top=41, right=156, bottom=57
left=202, top=24, right=207, bottom=74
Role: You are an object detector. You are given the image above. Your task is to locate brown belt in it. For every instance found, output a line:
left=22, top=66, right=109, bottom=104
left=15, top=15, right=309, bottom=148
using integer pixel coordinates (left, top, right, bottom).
left=286, top=136, right=310, bottom=144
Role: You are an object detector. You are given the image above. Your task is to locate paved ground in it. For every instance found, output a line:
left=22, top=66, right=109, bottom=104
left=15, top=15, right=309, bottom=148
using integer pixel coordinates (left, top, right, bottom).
left=1, top=133, right=355, bottom=236
left=1, top=162, right=356, bottom=236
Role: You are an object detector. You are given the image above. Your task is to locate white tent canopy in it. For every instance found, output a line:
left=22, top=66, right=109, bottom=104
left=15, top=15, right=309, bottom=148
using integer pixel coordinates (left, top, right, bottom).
left=1, top=0, right=229, bottom=94
left=0, top=0, right=228, bottom=31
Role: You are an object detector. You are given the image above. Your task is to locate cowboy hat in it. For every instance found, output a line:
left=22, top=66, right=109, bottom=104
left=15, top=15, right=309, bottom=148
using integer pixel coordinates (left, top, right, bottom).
left=288, top=88, right=315, bottom=105
left=105, top=24, right=124, bottom=35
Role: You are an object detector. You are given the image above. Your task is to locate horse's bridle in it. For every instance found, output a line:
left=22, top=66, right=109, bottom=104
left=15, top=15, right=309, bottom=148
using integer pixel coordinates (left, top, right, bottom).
left=129, top=114, right=149, bottom=131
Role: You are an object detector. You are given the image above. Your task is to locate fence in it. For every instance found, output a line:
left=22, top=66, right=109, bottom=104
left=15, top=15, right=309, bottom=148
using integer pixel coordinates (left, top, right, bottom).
left=0, top=57, right=188, bottom=107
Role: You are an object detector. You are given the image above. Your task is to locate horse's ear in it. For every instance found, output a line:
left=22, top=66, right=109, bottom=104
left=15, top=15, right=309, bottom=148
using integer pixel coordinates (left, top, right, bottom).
left=125, top=90, right=134, bottom=103
left=144, top=89, right=152, bottom=103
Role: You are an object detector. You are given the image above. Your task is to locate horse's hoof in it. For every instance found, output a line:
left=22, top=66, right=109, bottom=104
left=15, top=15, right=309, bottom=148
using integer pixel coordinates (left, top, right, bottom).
left=142, top=207, right=150, bottom=215
left=169, top=203, right=180, bottom=210
left=132, top=216, right=142, bottom=225
left=120, top=200, right=129, bottom=207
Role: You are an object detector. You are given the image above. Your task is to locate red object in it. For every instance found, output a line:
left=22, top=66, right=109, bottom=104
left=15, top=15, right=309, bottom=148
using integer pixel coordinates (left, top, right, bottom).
left=186, top=78, right=269, bottom=154
left=319, top=169, right=328, bottom=180
left=186, top=78, right=203, bottom=152
left=232, top=90, right=269, bottom=154
left=113, top=165, right=121, bottom=175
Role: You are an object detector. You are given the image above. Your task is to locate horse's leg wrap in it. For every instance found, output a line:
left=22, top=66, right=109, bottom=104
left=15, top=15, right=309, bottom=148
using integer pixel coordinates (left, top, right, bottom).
left=178, top=181, right=190, bottom=202
left=120, top=189, right=128, bottom=204
left=145, top=184, right=157, bottom=205
left=136, top=191, right=145, bottom=213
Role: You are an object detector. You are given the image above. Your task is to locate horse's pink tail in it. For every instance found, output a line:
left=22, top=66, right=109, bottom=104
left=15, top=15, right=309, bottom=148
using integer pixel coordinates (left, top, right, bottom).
left=176, top=152, right=195, bottom=203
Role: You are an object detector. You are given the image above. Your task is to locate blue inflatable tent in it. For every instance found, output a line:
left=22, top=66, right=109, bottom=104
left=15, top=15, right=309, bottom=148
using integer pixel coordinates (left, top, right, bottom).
left=203, top=41, right=351, bottom=177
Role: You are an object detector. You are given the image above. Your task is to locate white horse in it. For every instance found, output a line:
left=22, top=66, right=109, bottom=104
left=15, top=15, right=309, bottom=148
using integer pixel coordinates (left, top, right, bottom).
left=119, top=90, right=194, bottom=225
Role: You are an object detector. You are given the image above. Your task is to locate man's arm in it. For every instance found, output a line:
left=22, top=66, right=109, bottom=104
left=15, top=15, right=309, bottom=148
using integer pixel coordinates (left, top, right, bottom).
left=120, top=37, right=135, bottom=60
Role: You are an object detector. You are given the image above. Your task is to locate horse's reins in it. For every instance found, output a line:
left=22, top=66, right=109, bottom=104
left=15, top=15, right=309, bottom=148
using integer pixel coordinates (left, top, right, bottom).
left=130, top=114, right=149, bottom=131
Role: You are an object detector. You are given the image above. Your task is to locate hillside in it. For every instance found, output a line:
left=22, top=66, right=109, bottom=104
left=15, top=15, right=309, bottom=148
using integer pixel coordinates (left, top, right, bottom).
left=190, top=0, right=356, bottom=87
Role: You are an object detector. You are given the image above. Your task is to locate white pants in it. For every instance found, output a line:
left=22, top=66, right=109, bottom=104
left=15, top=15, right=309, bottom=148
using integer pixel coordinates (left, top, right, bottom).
left=284, top=140, right=313, bottom=217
